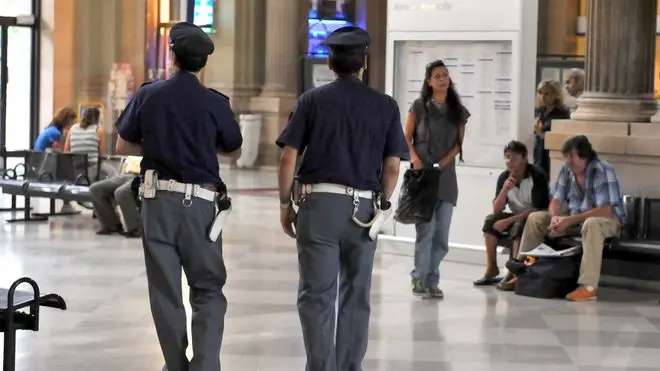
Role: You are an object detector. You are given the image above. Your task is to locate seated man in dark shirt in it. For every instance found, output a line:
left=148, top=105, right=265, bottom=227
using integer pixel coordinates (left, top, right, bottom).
left=474, top=140, right=549, bottom=288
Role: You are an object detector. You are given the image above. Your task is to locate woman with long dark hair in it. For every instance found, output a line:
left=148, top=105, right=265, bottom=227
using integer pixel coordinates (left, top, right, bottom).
left=64, top=107, right=114, bottom=180
left=404, top=60, right=470, bottom=299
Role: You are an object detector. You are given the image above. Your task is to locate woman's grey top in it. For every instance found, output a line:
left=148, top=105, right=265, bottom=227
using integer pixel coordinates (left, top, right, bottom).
left=409, top=98, right=470, bottom=206
left=69, top=124, right=100, bottom=165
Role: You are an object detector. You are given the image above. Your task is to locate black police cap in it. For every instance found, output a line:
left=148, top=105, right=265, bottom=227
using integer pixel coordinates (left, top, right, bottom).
left=322, top=26, right=371, bottom=54
left=169, top=22, right=215, bottom=58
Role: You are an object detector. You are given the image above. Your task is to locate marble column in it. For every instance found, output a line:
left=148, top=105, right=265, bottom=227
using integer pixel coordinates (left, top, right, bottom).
left=261, top=0, right=300, bottom=97
left=571, top=0, right=657, bottom=123
left=233, top=0, right=265, bottom=98
left=76, top=0, right=121, bottom=102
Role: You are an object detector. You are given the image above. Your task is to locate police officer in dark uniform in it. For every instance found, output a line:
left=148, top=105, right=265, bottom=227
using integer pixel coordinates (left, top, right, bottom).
left=115, top=22, right=242, bottom=371
left=276, top=26, right=409, bottom=371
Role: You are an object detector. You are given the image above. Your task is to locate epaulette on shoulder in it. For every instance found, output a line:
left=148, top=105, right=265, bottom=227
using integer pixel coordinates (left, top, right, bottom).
left=209, top=88, right=230, bottom=101
left=140, top=81, right=154, bottom=88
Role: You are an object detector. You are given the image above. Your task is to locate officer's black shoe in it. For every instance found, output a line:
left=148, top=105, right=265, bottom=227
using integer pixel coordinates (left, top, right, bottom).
left=120, top=229, right=142, bottom=239
left=96, top=225, right=123, bottom=235
left=411, top=278, right=425, bottom=296
left=424, top=285, right=444, bottom=300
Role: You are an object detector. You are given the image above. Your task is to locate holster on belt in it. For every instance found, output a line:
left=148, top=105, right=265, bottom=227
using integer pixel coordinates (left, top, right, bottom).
left=139, top=170, right=158, bottom=199
left=367, top=193, right=393, bottom=241
left=207, top=180, right=232, bottom=243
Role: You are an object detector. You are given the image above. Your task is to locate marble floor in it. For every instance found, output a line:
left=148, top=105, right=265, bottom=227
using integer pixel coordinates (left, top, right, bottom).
left=1, top=168, right=660, bottom=371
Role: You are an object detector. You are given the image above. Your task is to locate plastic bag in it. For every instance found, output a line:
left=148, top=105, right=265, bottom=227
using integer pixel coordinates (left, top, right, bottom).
left=394, top=168, right=441, bottom=225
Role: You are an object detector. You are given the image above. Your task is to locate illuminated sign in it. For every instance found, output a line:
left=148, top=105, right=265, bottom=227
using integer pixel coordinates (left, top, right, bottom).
left=192, top=0, right=215, bottom=32
left=392, top=0, right=452, bottom=11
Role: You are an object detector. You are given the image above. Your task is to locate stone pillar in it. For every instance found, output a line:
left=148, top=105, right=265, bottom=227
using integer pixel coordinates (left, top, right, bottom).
left=76, top=0, right=121, bottom=102
left=120, top=0, right=146, bottom=84
left=545, top=0, right=660, bottom=198
left=571, top=0, right=657, bottom=123
left=260, top=0, right=300, bottom=97
left=363, top=0, right=387, bottom=92
left=536, top=0, right=580, bottom=56
left=232, top=0, right=265, bottom=99
left=51, top=0, right=77, bottom=116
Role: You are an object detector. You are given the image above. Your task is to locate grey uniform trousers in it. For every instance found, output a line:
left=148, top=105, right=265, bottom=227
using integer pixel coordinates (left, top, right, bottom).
left=89, top=175, right=141, bottom=231
left=296, top=192, right=377, bottom=371
left=142, top=191, right=227, bottom=371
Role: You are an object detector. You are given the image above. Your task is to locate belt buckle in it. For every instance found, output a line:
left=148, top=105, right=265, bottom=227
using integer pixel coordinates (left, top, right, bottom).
left=167, top=179, right=175, bottom=191
left=346, top=187, right=355, bottom=196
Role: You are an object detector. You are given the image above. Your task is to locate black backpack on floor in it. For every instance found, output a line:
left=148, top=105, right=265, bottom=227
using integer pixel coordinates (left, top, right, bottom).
left=508, top=238, right=582, bottom=299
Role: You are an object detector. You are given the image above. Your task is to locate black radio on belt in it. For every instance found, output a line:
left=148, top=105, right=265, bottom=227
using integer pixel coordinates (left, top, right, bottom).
left=215, top=181, right=231, bottom=211
left=131, top=175, right=142, bottom=209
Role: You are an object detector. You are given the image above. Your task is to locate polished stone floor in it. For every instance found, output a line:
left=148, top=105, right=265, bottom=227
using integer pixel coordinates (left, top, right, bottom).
left=1, top=168, right=659, bottom=371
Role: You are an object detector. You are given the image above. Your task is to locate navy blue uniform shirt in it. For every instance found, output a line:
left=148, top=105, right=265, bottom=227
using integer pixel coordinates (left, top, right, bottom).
left=276, top=75, right=409, bottom=191
left=116, top=72, right=242, bottom=184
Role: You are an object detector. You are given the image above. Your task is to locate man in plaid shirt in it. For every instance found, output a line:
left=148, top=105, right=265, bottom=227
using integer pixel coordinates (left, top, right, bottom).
left=515, top=135, right=625, bottom=301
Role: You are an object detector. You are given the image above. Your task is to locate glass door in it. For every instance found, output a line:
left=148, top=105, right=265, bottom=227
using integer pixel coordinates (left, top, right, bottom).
left=0, top=24, right=7, bottom=171
left=0, top=20, right=34, bottom=172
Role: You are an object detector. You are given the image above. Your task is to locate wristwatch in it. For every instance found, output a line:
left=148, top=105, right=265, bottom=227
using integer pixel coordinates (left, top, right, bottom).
left=280, top=201, right=292, bottom=210
left=280, top=196, right=292, bottom=209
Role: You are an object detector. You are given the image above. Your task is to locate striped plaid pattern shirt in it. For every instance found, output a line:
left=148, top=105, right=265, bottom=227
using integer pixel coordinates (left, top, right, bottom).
left=551, top=159, right=626, bottom=224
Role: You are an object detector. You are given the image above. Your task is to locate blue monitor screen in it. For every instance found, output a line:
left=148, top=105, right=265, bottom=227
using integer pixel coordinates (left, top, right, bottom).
left=307, top=18, right=352, bottom=57
left=193, top=0, right=215, bottom=33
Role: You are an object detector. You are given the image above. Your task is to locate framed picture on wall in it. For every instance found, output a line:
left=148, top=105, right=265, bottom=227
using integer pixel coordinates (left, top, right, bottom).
left=77, top=101, right=104, bottom=122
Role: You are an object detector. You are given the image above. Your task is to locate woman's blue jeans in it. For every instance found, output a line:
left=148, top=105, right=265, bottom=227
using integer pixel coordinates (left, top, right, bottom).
left=411, top=200, right=454, bottom=286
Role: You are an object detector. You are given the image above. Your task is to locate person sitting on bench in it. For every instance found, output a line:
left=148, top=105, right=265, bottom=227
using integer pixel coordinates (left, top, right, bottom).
left=473, top=140, right=549, bottom=288
left=34, top=107, right=78, bottom=213
left=89, top=156, right=142, bottom=237
left=511, top=135, right=625, bottom=301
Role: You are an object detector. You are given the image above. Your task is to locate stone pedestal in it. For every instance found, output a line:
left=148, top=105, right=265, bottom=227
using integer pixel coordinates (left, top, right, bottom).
left=260, top=0, right=300, bottom=97
left=547, top=120, right=660, bottom=198
left=546, top=0, right=660, bottom=198
left=247, top=96, right=298, bottom=166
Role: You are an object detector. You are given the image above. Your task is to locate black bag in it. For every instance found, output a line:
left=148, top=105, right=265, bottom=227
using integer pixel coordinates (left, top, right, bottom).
left=513, top=253, right=581, bottom=299
left=394, top=168, right=441, bottom=225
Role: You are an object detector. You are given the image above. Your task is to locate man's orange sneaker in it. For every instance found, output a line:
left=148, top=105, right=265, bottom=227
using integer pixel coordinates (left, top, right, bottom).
left=566, top=285, right=598, bottom=301
left=496, top=276, right=516, bottom=291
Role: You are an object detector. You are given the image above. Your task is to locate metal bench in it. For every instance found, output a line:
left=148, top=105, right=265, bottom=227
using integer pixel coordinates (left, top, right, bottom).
left=0, top=151, right=91, bottom=222
left=0, top=277, right=67, bottom=371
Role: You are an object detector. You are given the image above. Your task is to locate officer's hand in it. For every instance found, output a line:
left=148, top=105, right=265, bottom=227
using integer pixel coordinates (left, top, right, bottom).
left=280, top=203, right=297, bottom=238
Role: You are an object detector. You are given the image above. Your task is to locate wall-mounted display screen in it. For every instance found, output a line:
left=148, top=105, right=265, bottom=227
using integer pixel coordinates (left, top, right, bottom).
left=192, top=0, right=215, bottom=33
left=307, top=19, right=352, bottom=57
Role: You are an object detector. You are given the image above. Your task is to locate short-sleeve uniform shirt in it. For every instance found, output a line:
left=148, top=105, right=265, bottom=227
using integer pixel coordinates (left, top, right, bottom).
left=276, top=75, right=409, bottom=192
left=116, top=72, right=243, bottom=184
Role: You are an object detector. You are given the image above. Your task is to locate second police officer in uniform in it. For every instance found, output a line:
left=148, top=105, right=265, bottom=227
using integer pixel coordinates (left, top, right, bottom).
left=115, top=22, right=242, bottom=371
left=276, top=26, right=409, bottom=371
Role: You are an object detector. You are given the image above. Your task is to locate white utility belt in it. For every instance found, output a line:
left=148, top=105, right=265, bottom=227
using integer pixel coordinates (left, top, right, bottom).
left=154, top=180, right=216, bottom=202
left=301, top=183, right=373, bottom=200
left=140, top=170, right=217, bottom=204
left=301, top=183, right=379, bottom=229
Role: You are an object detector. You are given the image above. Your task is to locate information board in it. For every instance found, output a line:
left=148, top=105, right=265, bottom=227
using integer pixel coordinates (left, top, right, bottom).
left=392, top=40, right=514, bottom=168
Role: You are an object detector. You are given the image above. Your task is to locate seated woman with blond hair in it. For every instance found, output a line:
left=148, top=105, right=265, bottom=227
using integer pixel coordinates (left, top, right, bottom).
left=534, top=79, right=571, bottom=175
